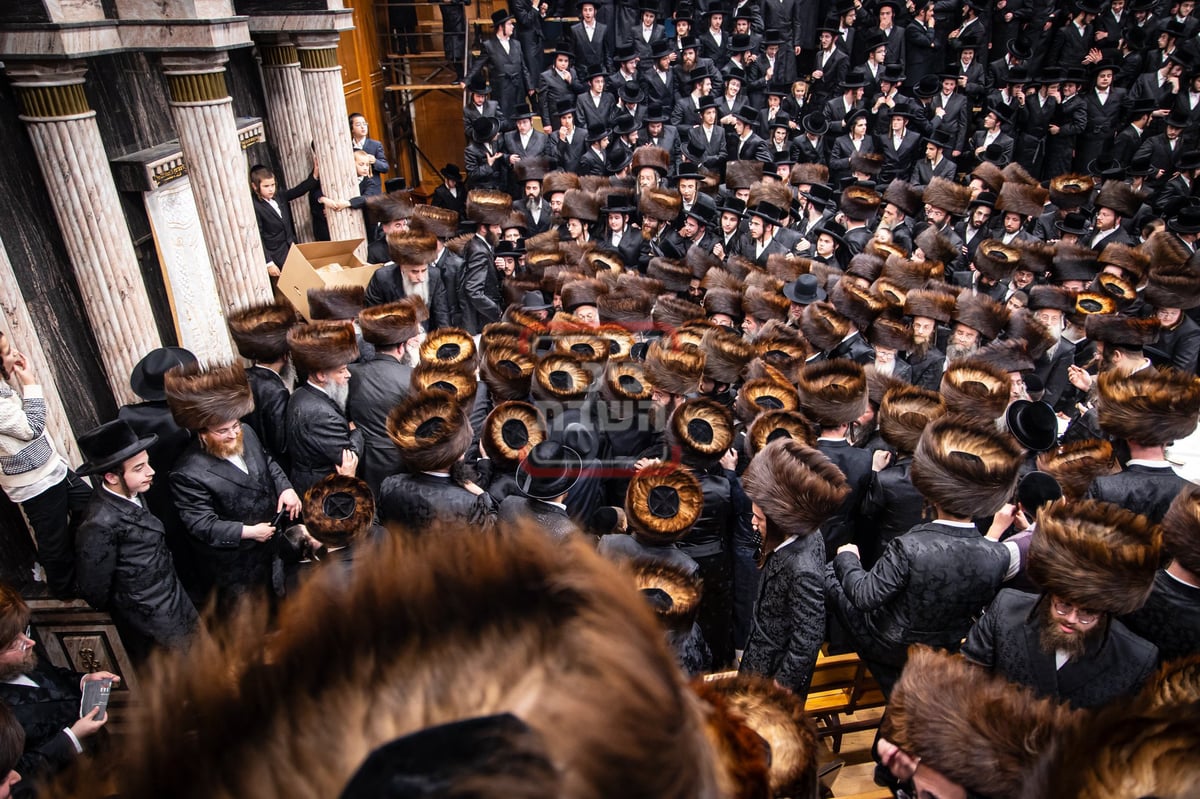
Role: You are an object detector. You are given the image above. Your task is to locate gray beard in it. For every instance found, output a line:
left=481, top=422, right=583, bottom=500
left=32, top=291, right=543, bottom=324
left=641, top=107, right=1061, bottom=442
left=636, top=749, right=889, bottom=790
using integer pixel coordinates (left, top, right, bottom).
left=946, top=341, right=979, bottom=361
left=278, top=359, right=297, bottom=391
left=327, top=381, right=350, bottom=414
left=402, top=276, right=430, bottom=303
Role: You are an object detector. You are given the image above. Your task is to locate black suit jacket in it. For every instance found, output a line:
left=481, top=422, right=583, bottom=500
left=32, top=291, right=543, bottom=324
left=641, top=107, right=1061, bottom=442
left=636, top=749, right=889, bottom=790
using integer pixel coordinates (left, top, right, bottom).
left=816, top=438, right=874, bottom=554
left=347, top=355, right=412, bottom=495
left=378, top=472, right=497, bottom=532
left=963, top=588, right=1158, bottom=709
left=459, top=235, right=504, bottom=334
left=1122, top=569, right=1200, bottom=663
left=243, top=366, right=289, bottom=471
left=0, top=660, right=87, bottom=781
left=570, top=22, right=611, bottom=70
left=285, top=383, right=363, bottom=498
left=253, top=175, right=319, bottom=267
left=431, top=184, right=467, bottom=217
left=364, top=262, right=453, bottom=330
left=1085, top=463, right=1189, bottom=523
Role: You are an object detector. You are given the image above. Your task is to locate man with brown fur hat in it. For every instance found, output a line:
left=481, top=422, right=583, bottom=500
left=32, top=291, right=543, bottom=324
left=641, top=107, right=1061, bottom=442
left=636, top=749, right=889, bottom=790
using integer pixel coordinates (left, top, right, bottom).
left=1123, top=483, right=1200, bottom=662
left=168, top=362, right=302, bottom=605
left=227, top=301, right=296, bottom=470
left=826, top=414, right=1022, bottom=693
left=365, top=230, right=453, bottom=331
left=963, top=498, right=1161, bottom=708
left=461, top=189, right=512, bottom=334
left=285, top=321, right=364, bottom=498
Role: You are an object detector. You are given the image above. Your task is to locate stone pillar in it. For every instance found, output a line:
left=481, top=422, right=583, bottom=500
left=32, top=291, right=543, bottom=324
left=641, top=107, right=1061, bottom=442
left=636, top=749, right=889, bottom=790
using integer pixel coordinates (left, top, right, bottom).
left=0, top=237, right=84, bottom=467
left=162, top=52, right=273, bottom=313
left=295, top=33, right=366, bottom=251
left=5, top=61, right=162, bottom=407
left=258, top=39, right=316, bottom=242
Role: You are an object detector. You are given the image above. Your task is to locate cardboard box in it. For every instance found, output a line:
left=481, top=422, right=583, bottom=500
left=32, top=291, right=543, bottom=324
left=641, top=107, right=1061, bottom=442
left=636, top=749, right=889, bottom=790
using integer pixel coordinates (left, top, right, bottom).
left=277, top=240, right=377, bottom=320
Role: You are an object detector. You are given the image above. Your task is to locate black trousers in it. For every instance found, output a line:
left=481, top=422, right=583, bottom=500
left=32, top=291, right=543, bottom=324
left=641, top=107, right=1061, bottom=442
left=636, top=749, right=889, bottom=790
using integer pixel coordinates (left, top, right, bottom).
left=21, top=470, right=91, bottom=598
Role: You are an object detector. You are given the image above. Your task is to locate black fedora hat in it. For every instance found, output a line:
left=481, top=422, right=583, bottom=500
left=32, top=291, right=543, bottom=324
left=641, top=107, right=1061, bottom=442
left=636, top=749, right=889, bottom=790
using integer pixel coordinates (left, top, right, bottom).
left=913, top=74, right=940, bottom=98
left=130, top=346, right=197, bottom=401
left=745, top=200, right=786, bottom=224
left=1003, top=66, right=1030, bottom=85
left=841, top=68, right=868, bottom=89
left=515, top=440, right=584, bottom=501
left=649, top=39, right=674, bottom=60
left=800, top=182, right=835, bottom=209
left=466, top=75, right=491, bottom=95
left=77, top=419, right=158, bottom=477
left=784, top=273, right=826, bottom=305
left=685, top=194, right=718, bottom=228
left=470, top=115, right=500, bottom=143
left=1006, top=38, right=1033, bottom=60
left=880, top=63, right=907, bottom=84
left=1176, top=150, right=1200, bottom=172
left=520, top=290, right=553, bottom=312
left=715, top=194, right=746, bottom=216
left=585, top=122, right=611, bottom=142
left=490, top=8, right=515, bottom=26
left=644, top=103, right=668, bottom=123
left=922, top=126, right=955, bottom=149
left=617, top=82, right=646, bottom=105
left=1006, top=399, right=1058, bottom=452
left=511, top=101, right=535, bottom=120
left=1166, top=108, right=1192, bottom=128
left=802, top=112, right=828, bottom=135
left=1168, top=205, right=1200, bottom=234
left=1055, top=211, right=1092, bottom=236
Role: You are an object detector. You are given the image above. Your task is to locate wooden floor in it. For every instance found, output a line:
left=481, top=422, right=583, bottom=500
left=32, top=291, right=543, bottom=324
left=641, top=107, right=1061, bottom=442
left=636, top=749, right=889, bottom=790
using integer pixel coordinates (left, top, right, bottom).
left=824, top=707, right=888, bottom=797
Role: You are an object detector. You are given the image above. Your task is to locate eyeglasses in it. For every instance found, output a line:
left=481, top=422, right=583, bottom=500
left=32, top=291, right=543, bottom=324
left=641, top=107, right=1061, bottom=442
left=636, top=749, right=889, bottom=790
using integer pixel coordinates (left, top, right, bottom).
left=209, top=420, right=242, bottom=438
left=1051, top=598, right=1098, bottom=626
left=5, top=626, right=32, bottom=653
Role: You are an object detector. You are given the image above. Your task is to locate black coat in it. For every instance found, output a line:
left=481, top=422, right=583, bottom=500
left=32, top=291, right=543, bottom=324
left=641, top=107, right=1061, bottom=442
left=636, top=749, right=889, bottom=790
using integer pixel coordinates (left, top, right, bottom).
left=364, top=262, right=454, bottom=331
left=816, top=438, right=874, bottom=554
left=252, top=175, right=319, bottom=267
left=0, top=660, right=87, bottom=781
left=1157, top=314, right=1200, bottom=373
left=459, top=234, right=504, bottom=335
left=243, top=366, right=290, bottom=471
left=75, top=488, right=198, bottom=651
left=856, top=456, right=925, bottom=567
left=908, top=346, right=945, bottom=391
left=828, top=520, right=1010, bottom=660
left=286, top=384, right=363, bottom=498
left=1085, top=463, right=1189, bottom=523
left=963, top=589, right=1158, bottom=709
left=466, top=37, right=533, bottom=115
left=378, top=472, right=497, bottom=532
left=170, top=426, right=290, bottom=597
left=347, top=355, right=413, bottom=495
left=1121, top=570, right=1200, bottom=664
left=498, top=496, right=579, bottom=540
left=739, top=532, right=826, bottom=698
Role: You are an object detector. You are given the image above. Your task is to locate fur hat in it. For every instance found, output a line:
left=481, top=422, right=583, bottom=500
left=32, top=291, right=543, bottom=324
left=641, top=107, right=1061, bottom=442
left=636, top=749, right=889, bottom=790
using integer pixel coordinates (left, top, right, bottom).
left=1027, top=285, right=1075, bottom=314
left=884, top=646, right=1081, bottom=799
left=849, top=151, right=884, bottom=177
left=903, top=287, right=956, bottom=322
left=307, top=285, right=365, bottom=321
left=867, top=317, right=913, bottom=352
left=1047, top=172, right=1095, bottom=210
left=799, top=300, right=852, bottom=352
left=1162, top=483, right=1200, bottom=585
left=1029, top=498, right=1163, bottom=614
left=639, top=187, right=683, bottom=221
left=1143, top=251, right=1200, bottom=310
left=481, top=401, right=546, bottom=470
left=973, top=339, right=1035, bottom=374
left=561, top=188, right=600, bottom=222
left=466, top=189, right=513, bottom=225
left=652, top=296, right=706, bottom=330
left=910, top=231, right=953, bottom=271
left=541, top=170, right=580, bottom=196
left=1050, top=242, right=1100, bottom=285
left=387, top=389, right=473, bottom=472
left=412, top=362, right=478, bottom=404
left=386, top=231, right=438, bottom=265
left=734, top=376, right=799, bottom=423
left=743, top=438, right=849, bottom=535
left=1094, top=179, right=1142, bottom=218
left=1000, top=161, right=1039, bottom=187
left=625, top=462, right=704, bottom=542
left=164, top=361, right=254, bottom=432
left=795, top=359, right=868, bottom=426
left=954, top=292, right=1010, bottom=340
left=1004, top=309, right=1055, bottom=360
left=227, top=301, right=296, bottom=362
left=303, top=475, right=375, bottom=549
left=940, top=357, right=1012, bottom=420
left=532, top=352, right=592, bottom=402
left=555, top=332, right=611, bottom=363
left=643, top=340, right=705, bottom=396
left=746, top=409, right=815, bottom=456
left=789, top=162, right=828, bottom=185
left=358, top=296, right=427, bottom=346
left=630, top=559, right=703, bottom=632
left=288, top=320, right=359, bottom=374
left=701, top=327, right=754, bottom=384
left=844, top=253, right=886, bottom=284
left=667, top=398, right=734, bottom=466
left=647, top=257, right=694, bottom=294
left=1036, top=439, right=1117, bottom=502
left=724, top=160, right=763, bottom=191
left=1146, top=228, right=1192, bottom=268
left=882, top=255, right=940, bottom=291
left=754, top=320, right=808, bottom=371
left=703, top=287, right=744, bottom=323
left=839, top=185, right=882, bottom=220
left=419, top=329, right=477, bottom=371
left=879, top=385, right=946, bottom=454
left=1084, top=314, right=1160, bottom=348
left=970, top=160, right=1006, bottom=193
left=882, top=179, right=923, bottom=217
left=922, top=177, right=972, bottom=216
left=1097, top=242, right=1151, bottom=282
left=910, top=414, right=1024, bottom=517
left=602, top=359, right=652, bottom=403
left=480, top=340, right=535, bottom=401
left=830, top=280, right=890, bottom=332
left=560, top=278, right=607, bottom=313
left=599, top=290, right=656, bottom=327
left=631, top=145, right=670, bottom=176
left=693, top=675, right=819, bottom=799
left=973, top=240, right=1022, bottom=282
left=996, top=181, right=1048, bottom=217
left=741, top=286, right=789, bottom=324
left=411, top=204, right=460, bottom=238
left=1098, top=366, right=1200, bottom=445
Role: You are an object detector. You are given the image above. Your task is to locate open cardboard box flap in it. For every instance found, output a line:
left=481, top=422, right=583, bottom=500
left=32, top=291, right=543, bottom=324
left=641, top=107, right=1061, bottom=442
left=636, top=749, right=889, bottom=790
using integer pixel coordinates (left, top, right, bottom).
left=277, top=240, right=376, bottom=320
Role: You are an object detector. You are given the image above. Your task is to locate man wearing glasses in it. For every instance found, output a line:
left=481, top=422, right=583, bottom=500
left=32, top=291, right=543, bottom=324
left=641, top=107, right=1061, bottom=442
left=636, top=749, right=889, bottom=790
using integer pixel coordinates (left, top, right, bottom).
left=962, top=499, right=1160, bottom=709
left=0, top=583, right=119, bottom=785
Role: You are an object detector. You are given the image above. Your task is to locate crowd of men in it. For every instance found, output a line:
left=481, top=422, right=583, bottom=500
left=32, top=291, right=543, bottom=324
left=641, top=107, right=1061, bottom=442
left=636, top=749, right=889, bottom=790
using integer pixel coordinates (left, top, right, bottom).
left=1, top=0, right=1200, bottom=796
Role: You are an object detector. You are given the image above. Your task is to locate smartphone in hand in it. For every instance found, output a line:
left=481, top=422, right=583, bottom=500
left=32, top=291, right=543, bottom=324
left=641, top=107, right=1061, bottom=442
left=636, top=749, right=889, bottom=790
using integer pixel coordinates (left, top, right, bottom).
left=80, top=677, right=113, bottom=721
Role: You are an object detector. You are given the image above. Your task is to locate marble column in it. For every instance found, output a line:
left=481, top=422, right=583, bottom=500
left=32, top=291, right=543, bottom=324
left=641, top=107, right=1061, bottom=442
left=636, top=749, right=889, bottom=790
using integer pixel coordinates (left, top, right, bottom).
left=162, top=52, right=272, bottom=313
left=5, top=61, right=161, bottom=407
left=258, top=39, right=315, bottom=242
left=0, top=237, right=84, bottom=467
left=295, top=33, right=366, bottom=252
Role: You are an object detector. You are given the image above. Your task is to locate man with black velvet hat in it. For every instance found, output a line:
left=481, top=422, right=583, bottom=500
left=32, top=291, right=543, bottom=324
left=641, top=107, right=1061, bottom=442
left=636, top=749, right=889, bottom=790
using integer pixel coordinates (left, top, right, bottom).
left=75, top=419, right=198, bottom=656
left=464, top=9, right=535, bottom=116
left=499, top=441, right=583, bottom=539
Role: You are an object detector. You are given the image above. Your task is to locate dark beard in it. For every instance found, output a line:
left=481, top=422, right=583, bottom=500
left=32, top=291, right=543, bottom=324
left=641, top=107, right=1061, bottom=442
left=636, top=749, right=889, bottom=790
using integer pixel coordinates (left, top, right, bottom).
left=1037, top=600, right=1096, bottom=660
left=0, top=648, right=36, bottom=681
left=909, top=338, right=931, bottom=361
